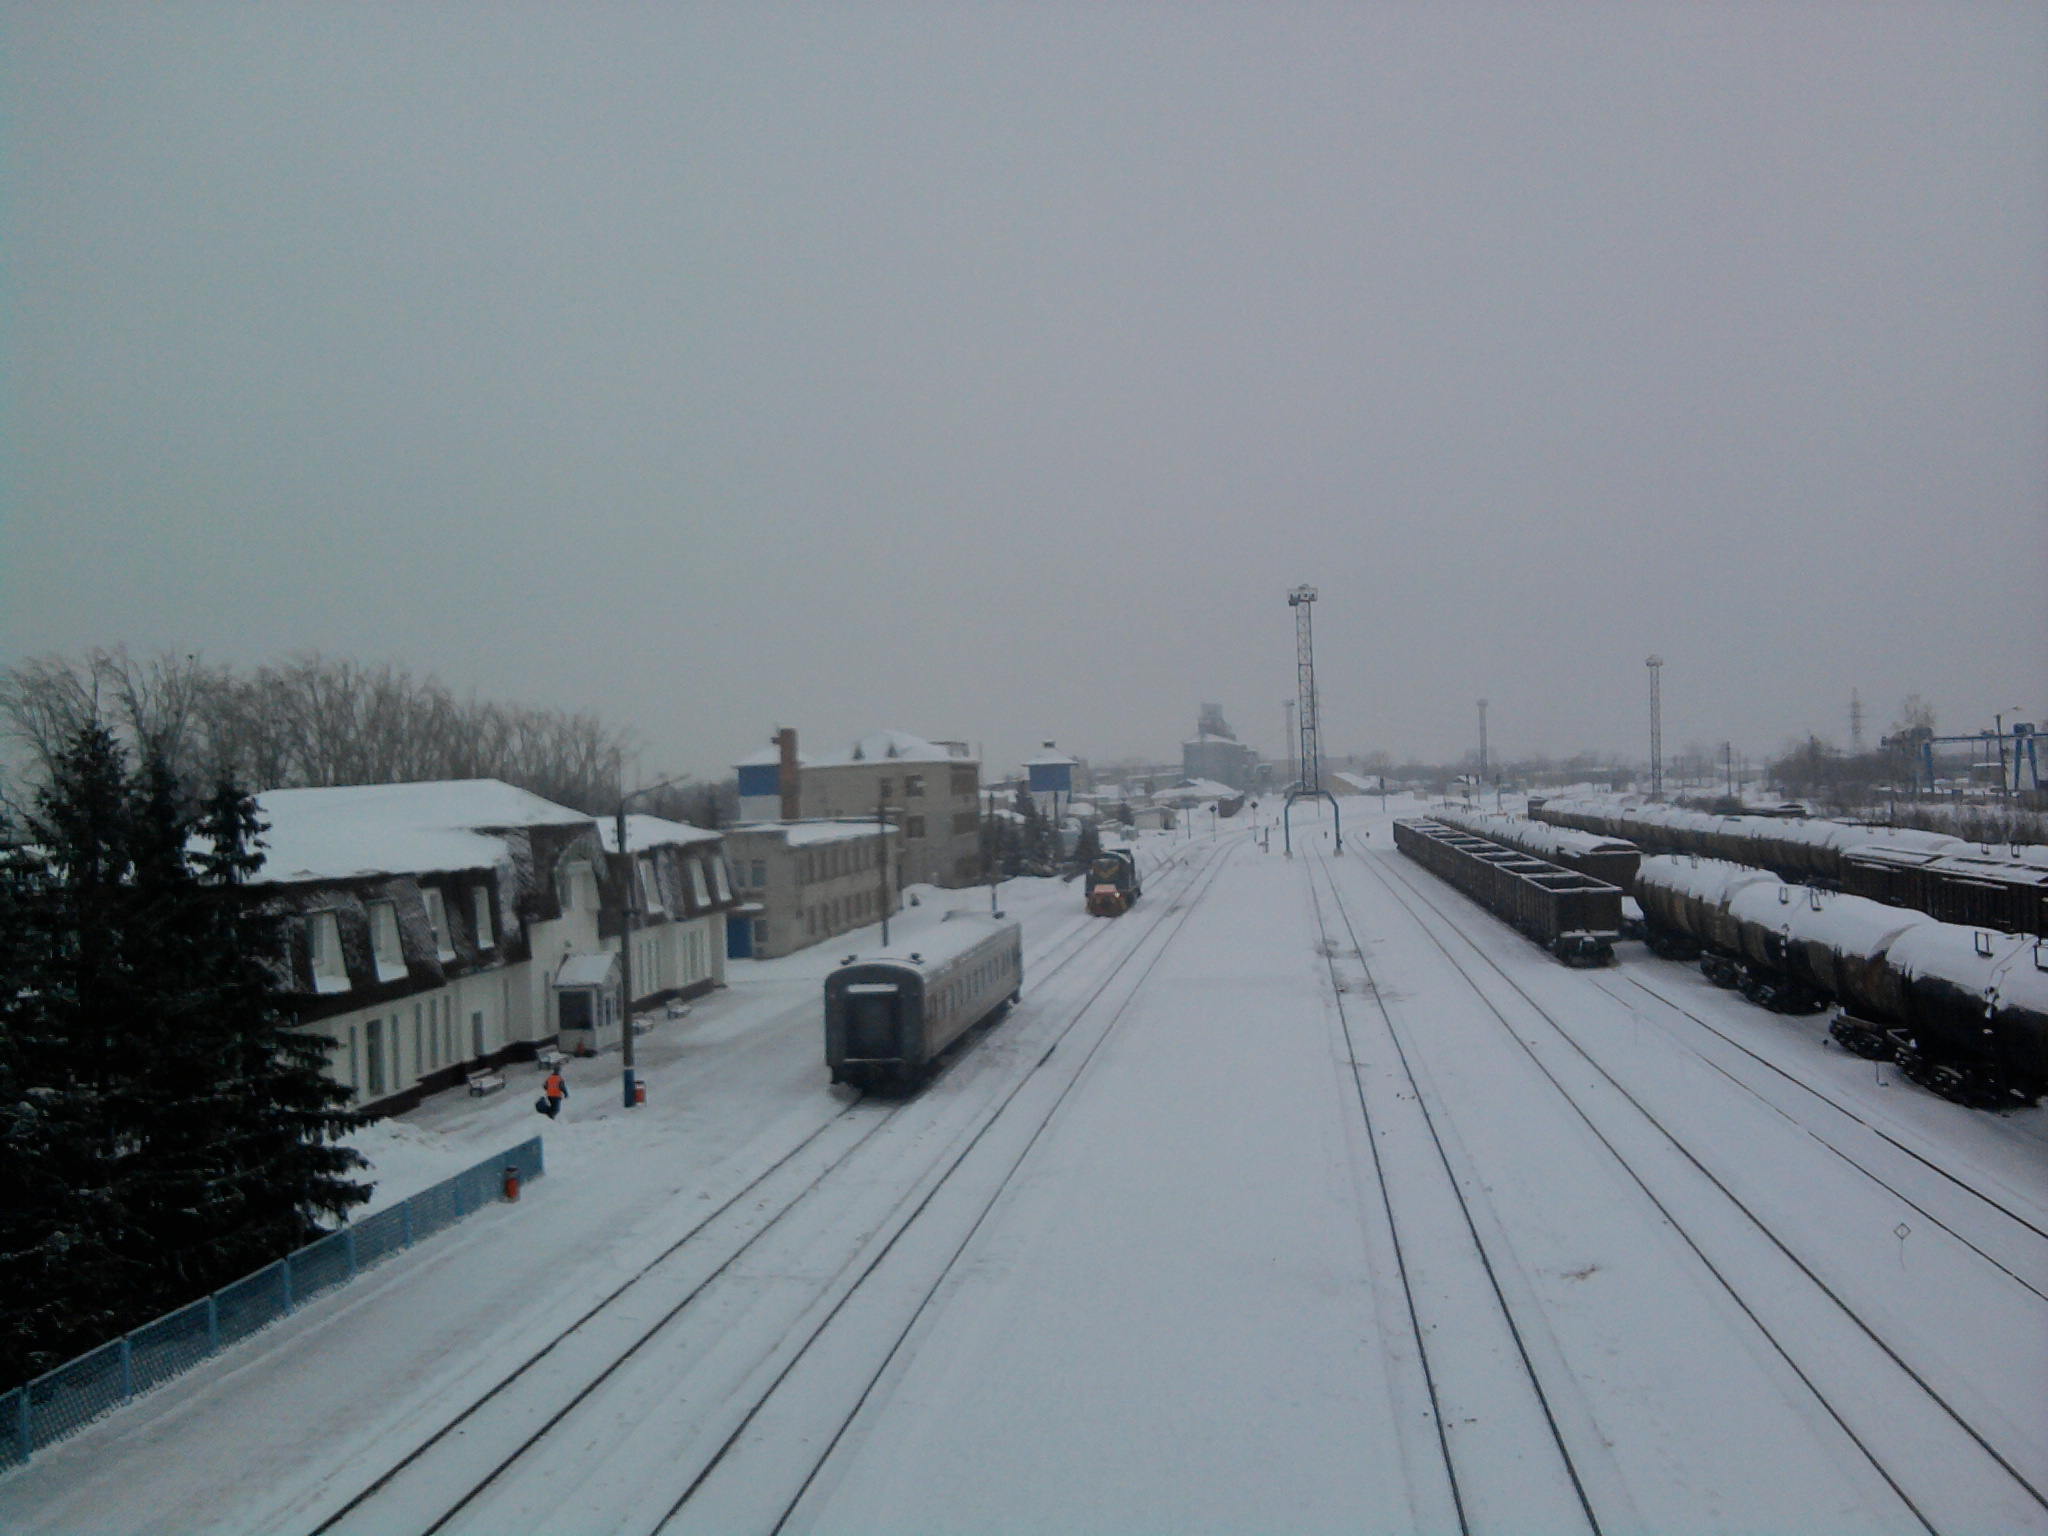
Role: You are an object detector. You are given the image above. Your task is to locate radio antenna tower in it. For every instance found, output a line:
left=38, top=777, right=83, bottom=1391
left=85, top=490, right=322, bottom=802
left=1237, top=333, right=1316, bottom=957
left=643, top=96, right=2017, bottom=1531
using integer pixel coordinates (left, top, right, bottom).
left=1283, top=586, right=1341, bottom=853
left=1646, top=655, right=1664, bottom=799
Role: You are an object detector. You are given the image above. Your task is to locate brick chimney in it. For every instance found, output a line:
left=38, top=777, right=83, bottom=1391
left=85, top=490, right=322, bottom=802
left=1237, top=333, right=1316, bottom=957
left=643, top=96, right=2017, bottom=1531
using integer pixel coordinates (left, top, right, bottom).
left=778, top=728, right=801, bottom=821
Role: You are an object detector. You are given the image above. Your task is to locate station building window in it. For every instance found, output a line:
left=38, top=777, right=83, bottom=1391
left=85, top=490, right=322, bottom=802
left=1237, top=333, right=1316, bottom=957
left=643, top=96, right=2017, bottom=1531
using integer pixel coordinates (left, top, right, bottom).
left=474, top=886, right=494, bottom=949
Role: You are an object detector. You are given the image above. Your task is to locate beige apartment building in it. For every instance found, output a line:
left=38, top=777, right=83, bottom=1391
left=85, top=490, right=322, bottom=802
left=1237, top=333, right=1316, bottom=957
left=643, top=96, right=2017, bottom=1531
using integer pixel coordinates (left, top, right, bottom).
left=722, top=820, right=900, bottom=959
left=736, top=729, right=984, bottom=889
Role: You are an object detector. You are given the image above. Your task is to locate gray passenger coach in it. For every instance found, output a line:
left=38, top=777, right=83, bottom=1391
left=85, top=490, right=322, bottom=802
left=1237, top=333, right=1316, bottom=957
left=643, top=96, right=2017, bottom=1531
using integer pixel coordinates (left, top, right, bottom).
left=824, top=915, right=1024, bottom=1090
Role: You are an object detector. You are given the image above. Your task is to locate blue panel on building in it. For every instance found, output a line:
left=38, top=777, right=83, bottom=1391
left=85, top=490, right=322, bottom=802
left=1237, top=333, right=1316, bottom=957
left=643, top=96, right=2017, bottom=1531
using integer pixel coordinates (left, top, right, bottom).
left=727, top=916, right=754, bottom=959
left=736, top=764, right=781, bottom=798
left=1027, top=762, right=1074, bottom=794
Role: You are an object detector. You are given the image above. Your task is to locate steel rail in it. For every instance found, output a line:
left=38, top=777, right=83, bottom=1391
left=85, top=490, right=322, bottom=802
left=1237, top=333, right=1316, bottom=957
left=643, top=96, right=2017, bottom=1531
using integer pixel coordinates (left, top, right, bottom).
left=1308, top=855, right=1600, bottom=1536
left=302, top=838, right=1221, bottom=1536
left=1364, top=847, right=2048, bottom=1528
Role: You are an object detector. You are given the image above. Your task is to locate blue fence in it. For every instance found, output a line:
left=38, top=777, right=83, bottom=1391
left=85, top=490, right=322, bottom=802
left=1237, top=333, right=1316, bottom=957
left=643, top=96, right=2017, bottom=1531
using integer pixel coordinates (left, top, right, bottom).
left=1, top=1136, right=544, bottom=1471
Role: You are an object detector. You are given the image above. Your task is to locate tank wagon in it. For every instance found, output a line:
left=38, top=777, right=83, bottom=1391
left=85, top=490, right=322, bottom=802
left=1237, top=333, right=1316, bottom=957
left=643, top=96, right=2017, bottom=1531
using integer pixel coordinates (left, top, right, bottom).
left=824, top=915, right=1023, bottom=1091
left=1085, top=846, right=1142, bottom=917
left=1635, top=855, right=2048, bottom=1108
left=1394, top=818, right=1624, bottom=965
left=1432, top=805, right=1642, bottom=893
left=1534, top=796, right=2044, bottom=935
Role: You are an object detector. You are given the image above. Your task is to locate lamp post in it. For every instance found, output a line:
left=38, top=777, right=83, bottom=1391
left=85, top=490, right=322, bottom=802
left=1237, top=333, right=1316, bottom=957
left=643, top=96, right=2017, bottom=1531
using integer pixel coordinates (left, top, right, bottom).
left=611, top=775, right=694, bottom=1110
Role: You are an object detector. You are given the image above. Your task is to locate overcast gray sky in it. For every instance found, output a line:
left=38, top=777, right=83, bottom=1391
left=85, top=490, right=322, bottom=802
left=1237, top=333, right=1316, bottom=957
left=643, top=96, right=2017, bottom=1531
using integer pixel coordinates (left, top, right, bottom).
left=4, top=3, right=2042, bottom=780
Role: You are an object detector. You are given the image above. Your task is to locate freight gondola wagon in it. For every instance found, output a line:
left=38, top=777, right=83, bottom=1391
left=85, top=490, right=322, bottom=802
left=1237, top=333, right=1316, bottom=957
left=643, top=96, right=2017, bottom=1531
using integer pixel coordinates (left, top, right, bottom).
left=1394, top=818, right=1624, bottom=965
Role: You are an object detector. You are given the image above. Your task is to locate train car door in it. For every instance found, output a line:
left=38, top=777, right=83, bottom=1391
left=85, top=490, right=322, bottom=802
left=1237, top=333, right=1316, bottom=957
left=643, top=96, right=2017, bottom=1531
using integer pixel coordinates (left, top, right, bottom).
left=844, top=982, right=903, bottom=1061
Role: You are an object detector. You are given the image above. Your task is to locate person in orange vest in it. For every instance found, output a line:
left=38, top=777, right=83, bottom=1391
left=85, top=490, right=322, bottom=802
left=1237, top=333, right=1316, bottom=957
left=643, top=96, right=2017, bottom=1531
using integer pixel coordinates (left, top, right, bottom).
left=540, top=1065, right=568, bottom=1119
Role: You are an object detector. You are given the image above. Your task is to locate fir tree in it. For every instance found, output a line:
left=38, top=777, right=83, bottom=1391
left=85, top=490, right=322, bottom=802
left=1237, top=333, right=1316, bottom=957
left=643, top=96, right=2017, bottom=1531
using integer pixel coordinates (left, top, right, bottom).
left=1072, top=821, right=1103, bottom=870
left=0, top=726, right=366, bottom=1389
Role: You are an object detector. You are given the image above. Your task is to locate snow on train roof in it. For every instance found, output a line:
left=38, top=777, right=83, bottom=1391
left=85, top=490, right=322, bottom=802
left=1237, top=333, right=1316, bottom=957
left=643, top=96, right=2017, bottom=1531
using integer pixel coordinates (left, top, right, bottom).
left=1433, top=806, right=1635, bottom=859
left=1635, top=855, right=1781, bottom=907
left=252, top=779, right=593, bottom=883
left=1777, top=891, right=1934, bottom=958
left=1539, top=795, right=2025, bottom=866
left=1887, top=924, right=2048, bottom=1010
left=1724, top=881, right=1936, bottom=958
left=842, top=912, right=1021, bottom=972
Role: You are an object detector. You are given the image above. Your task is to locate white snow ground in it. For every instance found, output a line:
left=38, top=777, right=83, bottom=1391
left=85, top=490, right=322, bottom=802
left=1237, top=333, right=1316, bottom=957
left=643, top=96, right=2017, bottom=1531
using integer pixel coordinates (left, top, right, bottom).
left=2, top=800, right=2042, bottom=1535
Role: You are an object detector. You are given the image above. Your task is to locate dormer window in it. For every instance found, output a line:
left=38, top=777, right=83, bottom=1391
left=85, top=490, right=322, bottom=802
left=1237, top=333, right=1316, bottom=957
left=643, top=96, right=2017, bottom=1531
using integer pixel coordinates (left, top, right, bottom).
left=689, top=859, right=711, bottom=908
left=473, top=886, right=494, bottom=949
left=422, top=888, right=455, bottom=960
left=369, top=901, right=406, bottom=982
left=308, top=912, right=348, bottom=993
left=637, top=857, right=664, bottom=915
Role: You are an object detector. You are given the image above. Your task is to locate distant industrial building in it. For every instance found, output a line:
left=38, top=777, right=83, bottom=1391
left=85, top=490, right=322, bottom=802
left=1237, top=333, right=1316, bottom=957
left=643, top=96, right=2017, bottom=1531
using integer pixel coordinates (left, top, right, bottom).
left=735, top=728, right=983, bottom=888
left=1181, top=704, right=1259, bottom=791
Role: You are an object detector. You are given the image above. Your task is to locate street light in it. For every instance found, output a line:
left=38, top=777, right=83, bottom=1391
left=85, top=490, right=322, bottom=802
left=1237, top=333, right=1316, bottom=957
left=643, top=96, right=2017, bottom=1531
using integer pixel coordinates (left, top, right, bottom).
left=612, top=775, right=694, bottom=1109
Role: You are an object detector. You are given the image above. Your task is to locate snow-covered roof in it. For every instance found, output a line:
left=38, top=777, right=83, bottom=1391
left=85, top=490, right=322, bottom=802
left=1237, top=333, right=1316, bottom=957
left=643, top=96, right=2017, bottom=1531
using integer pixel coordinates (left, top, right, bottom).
left=596, top=813, right=722, bottom=854
left=1023, top=751, right=1078, bottom=767
left=812, top=730, right=975, bottom=766
left=733, top=744, right=809, bottom=769
left=725, top=819, right=891, bottom=847
left=555, top=951, right=619, bottom=989
left=252, top=780, right=593, bottom=884
left=1156, top=777, right=1240, bottom=805
left=845, top=913, right=1019, bottom=972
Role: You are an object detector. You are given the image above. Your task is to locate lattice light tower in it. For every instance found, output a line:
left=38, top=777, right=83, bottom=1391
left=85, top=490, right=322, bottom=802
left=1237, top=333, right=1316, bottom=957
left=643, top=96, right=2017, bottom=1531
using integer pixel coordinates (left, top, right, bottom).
left=1290, top=585, right=1321, bottom=793
left=1647, top=655, right=1664, bottom=799
left=1283, top=585, right=1341, bottom=853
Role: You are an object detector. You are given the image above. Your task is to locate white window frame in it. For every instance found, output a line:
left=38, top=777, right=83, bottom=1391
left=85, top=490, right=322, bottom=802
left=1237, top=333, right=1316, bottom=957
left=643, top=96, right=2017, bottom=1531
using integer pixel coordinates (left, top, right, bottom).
left=422, top=888, right=455, bottom=961
left=309, top=911, right=349, bottom=993
left=473, top=885, right=495, bottom=949
left=369, top=901, right=406, bottom=982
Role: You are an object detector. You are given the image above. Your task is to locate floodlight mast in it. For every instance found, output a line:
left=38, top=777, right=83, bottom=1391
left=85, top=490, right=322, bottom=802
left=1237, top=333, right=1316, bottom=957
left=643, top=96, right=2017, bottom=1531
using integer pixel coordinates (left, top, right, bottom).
left=1283, top=585, right=1341, bottom=855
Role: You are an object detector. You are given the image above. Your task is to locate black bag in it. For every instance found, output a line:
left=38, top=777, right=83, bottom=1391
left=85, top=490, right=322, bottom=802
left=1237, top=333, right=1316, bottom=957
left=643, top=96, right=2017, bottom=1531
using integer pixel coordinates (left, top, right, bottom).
left=535, top=1095, right=550, bottom=1115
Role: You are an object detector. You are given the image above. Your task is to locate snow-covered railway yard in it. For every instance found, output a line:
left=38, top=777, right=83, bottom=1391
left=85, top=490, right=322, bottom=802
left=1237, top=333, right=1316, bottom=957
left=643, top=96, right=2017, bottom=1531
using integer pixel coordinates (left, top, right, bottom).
left=5, top=803, right=2043, bottom=1535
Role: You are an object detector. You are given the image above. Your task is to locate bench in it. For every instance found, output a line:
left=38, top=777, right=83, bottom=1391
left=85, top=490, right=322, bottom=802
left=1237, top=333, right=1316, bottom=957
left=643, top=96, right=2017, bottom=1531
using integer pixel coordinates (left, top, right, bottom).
left=534, top=1048, right=566, bottom=1072
left=466, top=1070, right=506, bottom=1097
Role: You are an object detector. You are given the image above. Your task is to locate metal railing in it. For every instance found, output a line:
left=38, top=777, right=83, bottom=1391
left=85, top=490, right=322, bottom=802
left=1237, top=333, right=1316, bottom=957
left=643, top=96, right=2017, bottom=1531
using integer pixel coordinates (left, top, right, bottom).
left=2, top=1136, right=544, bottom=1471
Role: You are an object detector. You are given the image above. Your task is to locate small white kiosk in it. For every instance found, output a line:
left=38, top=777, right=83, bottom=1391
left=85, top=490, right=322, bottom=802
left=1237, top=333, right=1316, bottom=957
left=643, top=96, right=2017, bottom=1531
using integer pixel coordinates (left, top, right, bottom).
left=555, top=951, right=622, bottom=1056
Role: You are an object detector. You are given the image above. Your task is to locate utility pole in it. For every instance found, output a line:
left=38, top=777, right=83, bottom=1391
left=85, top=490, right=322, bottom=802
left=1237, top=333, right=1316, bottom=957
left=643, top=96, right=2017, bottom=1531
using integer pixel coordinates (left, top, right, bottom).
left=877, top=785, right=893, bottom=947
left=1724, top=741, right=1734, bottom=799
left=1646, top=656, right=1664, bottom=800
left=985, top=788, right=1001, bottom=917
left=1283, top=700, right=1297, bottom=791
left=615, top=803, right=636, bottom=1110
left=1478, top=699, right=1489, bottom=787
left=1850, top=689, right=1865, bottom=755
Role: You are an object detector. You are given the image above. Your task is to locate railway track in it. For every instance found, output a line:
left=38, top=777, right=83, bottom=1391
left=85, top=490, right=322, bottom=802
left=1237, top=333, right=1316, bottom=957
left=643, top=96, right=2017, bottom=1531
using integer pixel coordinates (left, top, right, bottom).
left=1588, top=970, right=2048, bottom=1302
left=1353, top=844, right=2048, bottom=1534
left=1304, top=854, right=1605, bottom=1536
left=297, top=833, right=1243, bottom=1536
